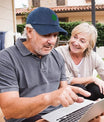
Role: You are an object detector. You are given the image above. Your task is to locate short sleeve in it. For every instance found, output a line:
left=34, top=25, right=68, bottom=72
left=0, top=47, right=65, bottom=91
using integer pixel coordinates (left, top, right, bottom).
left=0, top=51, right=19, bottom=93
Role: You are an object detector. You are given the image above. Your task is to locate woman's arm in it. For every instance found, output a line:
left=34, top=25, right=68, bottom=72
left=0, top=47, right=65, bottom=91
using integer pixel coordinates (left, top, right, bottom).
left=70, top=76, right=104, bottom=95
left=70, top=77, right=94, bottom=85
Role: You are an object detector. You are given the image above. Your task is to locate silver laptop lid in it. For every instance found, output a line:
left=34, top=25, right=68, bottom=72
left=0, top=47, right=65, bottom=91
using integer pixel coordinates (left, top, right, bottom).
left=79, top=99, right=104, bottom=122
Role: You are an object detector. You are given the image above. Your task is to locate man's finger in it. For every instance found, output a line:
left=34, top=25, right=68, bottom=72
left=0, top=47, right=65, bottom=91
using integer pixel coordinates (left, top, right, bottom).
left=36, top=119, right=48, bottom=122
left=70, top=86, right=91, bottom=97
left=76, top=97, right=84, bottom=103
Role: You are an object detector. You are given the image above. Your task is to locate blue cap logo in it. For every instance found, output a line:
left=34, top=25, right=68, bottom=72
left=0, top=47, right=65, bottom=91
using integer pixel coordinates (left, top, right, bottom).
left=52, top=14, right=57, bottom=21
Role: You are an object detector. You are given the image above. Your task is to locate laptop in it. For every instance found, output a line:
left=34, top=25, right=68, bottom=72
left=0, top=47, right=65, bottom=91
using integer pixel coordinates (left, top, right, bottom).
left=42, top=99, right=104, bottom=122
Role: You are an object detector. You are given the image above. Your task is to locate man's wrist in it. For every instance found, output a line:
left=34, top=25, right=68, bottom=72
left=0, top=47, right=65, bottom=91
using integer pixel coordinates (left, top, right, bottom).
left=42, top=93, right=51, bottom=106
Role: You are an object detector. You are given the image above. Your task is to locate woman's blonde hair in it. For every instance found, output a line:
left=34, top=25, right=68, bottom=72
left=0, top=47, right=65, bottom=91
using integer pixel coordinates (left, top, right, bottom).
left=70, top=22, right=97, bottom=56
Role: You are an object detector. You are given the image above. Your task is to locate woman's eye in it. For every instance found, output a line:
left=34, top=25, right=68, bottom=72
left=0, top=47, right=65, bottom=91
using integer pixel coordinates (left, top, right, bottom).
left=81, top=40, right=85, bottom=43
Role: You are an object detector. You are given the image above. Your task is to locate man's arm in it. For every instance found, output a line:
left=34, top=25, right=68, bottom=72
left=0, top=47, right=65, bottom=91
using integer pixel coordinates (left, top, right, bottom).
left=0, top=91, right=49, bottom=119
left=0, top=84, right=91, bottom=120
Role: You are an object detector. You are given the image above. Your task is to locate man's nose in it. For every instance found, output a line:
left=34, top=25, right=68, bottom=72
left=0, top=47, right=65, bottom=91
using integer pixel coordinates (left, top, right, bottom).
left=47, top=35, right=56, bottom=44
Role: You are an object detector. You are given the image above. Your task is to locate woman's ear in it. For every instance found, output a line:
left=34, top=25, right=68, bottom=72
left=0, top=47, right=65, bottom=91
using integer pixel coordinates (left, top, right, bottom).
left=26, top=27, right=33, bottom=39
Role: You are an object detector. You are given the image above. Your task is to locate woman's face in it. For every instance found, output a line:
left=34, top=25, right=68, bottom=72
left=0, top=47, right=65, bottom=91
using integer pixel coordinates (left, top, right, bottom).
left=69, top=32, right=90, bottom=55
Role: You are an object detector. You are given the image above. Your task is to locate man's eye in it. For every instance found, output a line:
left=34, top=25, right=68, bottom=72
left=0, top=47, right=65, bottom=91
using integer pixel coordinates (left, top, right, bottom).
left=54, top=34, right=58, bottom=37
left=43, top=34, right=50, bottom=37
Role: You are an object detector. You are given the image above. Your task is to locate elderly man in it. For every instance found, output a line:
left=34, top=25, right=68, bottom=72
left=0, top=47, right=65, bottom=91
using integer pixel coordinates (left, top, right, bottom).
left=0, top=7, right=90, bottom=122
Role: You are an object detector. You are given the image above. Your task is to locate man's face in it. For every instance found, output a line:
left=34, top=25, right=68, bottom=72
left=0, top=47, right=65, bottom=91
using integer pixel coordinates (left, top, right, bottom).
left=26, top=28, right=58, bottom=56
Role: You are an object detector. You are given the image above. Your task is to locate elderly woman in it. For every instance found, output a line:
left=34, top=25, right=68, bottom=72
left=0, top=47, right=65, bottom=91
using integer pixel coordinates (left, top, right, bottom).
left=56, top=22, right=104, bottom=100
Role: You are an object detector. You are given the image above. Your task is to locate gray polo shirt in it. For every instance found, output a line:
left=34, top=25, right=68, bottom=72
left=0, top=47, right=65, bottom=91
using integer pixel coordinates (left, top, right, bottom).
left=0, top=38, right=66, bottom=122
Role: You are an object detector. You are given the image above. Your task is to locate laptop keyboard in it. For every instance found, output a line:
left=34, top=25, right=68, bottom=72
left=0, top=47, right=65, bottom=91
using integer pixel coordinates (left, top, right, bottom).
left=56, top=103, right=93, bottom=122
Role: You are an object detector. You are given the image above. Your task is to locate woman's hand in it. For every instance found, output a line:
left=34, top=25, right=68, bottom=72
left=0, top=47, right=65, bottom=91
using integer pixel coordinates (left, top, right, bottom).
left=89, top=113, right=104, bottom=122
left=93, top=77, right=104, bottom=95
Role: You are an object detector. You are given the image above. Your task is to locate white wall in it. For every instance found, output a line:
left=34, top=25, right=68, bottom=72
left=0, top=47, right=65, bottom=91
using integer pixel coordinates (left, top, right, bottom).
left=95, top=0, right=104, bottom=5
left=68, top=0, right=88, bottom=6
left=16, top=16, right=23, bottom=24
left=68, top=0, right=104, bottom=6
left=0, top=0, right=16, bottom=32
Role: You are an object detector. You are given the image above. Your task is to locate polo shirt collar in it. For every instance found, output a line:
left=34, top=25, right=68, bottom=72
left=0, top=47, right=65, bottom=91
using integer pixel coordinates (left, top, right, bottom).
left=15, top=38, right=31, bottom=56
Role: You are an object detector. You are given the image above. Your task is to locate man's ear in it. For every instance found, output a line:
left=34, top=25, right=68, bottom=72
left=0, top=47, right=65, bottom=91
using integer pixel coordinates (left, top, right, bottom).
left=26, top=27, right=33, bottom=39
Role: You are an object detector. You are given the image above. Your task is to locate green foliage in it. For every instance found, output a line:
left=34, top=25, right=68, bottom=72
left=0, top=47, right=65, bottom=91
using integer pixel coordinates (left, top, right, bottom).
left=17, top=24, right=25, bottom=34
left=96, top=23, right=104, bottom=47
left=17, top=22, right=104, bottom=47
left=59, top=22, right=104, bottom=47
left=59, top=21, right=81, bottom=41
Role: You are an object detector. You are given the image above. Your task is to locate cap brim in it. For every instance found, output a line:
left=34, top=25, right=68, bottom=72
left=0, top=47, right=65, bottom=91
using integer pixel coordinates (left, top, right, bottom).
left=32, top=24, right=68, bottom=35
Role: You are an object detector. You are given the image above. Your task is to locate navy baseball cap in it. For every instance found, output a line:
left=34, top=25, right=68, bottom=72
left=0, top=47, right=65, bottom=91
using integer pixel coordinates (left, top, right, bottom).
left=26, top=7, right=68, bottom=35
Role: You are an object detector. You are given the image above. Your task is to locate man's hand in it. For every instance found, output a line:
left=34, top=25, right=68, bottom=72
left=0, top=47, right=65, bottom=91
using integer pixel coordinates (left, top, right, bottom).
left=70, top=86, right=91, bottom=103
left=36, top=119, right=48, bottom=122
left=45, top=85, right=91, bottom=107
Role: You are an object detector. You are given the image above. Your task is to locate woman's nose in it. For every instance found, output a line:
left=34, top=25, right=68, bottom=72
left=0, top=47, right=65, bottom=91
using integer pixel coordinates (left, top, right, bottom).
left=74, top=40, right=80, bottom=45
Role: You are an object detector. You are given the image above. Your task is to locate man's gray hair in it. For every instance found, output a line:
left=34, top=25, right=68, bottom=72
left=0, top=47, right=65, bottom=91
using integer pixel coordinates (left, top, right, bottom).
left=21, top=24, right=33, bottom=38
